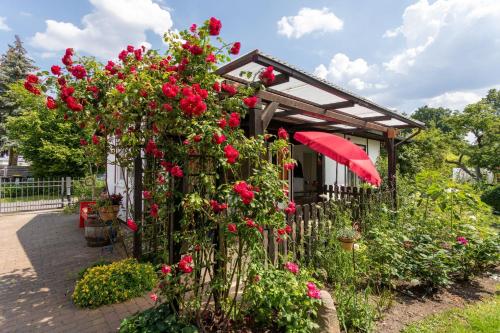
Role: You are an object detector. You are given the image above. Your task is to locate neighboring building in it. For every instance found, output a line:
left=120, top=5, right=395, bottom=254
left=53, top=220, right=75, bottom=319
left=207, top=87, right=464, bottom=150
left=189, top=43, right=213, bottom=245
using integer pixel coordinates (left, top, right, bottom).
left=107, top=50, right=424, bottom=208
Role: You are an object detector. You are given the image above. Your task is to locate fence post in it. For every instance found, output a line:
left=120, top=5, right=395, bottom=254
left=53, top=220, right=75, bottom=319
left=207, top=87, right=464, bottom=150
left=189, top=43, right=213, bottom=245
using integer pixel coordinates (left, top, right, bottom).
left=0, top=178, right=2, bottom=213
left=66, top=176, right=72, bottom=205
left=303, top=204, right=310, bottom=262
left=60, top=177, right=65, bottom=208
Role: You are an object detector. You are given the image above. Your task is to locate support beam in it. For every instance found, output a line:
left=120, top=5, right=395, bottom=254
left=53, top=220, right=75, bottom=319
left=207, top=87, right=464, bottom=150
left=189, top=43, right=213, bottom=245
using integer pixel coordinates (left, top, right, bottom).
left=248, top=107, right=263, bottom=136
left=386, top=129, right=397, bottom=209
left=262, top=102, right=279, bottom=130
left=290, top=121, right=337, bottom=130
left=265, top=73, right=289, bottom=87
left=322, top=100, right=355, bottom=109
left=257, top=90, right=389, bottom=133
left=274, top=109, right=302, bottom=117
left=363, top=115, right=392, bottom=121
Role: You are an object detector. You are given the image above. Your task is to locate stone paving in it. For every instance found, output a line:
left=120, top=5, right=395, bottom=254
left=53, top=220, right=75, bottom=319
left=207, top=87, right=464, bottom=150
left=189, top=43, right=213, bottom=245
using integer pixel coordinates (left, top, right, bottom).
left=0, top=211, right=154, bottom=332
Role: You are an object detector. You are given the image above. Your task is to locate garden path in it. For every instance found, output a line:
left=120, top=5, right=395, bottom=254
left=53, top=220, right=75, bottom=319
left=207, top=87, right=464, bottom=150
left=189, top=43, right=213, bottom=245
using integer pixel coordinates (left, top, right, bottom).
left=0, top=211, right=154, bottom=333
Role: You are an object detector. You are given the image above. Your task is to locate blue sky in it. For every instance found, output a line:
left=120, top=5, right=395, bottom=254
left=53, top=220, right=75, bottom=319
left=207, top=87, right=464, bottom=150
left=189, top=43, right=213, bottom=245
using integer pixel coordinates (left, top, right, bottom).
left=1, top=0, right=499, bottom=113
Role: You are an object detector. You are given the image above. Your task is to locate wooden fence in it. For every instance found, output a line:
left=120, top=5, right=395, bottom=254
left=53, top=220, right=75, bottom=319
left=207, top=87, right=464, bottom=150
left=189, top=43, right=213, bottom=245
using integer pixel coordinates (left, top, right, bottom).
left=265, top=185, right=388, bottom=265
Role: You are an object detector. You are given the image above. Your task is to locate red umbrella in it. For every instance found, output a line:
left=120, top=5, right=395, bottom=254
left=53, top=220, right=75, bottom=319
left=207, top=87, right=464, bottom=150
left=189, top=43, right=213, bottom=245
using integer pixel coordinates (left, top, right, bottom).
left=293, top=131, right=381, bottom=186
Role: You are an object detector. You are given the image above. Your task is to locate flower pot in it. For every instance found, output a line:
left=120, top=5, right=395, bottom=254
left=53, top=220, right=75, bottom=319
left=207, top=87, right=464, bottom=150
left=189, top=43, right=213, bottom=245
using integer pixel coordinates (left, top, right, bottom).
left=98, top=205, right=119, bottom=221
left=338, top=237, right=355, bottom=251
left=84, top=215, right=115, bottom=247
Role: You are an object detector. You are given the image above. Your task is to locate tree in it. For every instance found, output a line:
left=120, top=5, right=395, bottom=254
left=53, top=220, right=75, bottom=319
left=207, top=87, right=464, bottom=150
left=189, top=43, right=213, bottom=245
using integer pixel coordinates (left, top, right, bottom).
left=0, top=35, right=37, bottom=165
left=5, top=82, right=89, bottom=177
left=446, top=93, right=500, bottom=181
left=412, top=105, right=453, bottom=132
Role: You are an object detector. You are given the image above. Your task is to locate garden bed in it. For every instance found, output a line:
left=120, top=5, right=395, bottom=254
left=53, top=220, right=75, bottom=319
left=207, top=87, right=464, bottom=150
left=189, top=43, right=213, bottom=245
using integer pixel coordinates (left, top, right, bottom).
left=375, top=267, right=499, bottom=333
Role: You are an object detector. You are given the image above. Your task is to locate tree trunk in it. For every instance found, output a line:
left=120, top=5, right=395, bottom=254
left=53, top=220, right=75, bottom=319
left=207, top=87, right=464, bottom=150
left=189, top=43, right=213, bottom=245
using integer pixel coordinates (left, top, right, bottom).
left=8, top=148, right=18, bottom=166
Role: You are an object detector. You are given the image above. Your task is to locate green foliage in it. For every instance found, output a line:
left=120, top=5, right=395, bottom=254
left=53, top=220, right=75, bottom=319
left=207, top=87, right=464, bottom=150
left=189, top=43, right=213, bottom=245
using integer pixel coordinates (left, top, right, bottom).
left=333, top=284, right=377, bottom=333
left=119, top=303, right=198, bottom=333
left=73, top=258, right=157, bottom=308
left=77, top=260, right=111, bottom=280
left=403, top=295, right=500, bottom=333
left=481, top=185, right=500, bottom=212
left=241, top=265, right=321, bottom=333
left=5, top=82, right=89, bottom=177
left=412, top=106, right=453, bottom=132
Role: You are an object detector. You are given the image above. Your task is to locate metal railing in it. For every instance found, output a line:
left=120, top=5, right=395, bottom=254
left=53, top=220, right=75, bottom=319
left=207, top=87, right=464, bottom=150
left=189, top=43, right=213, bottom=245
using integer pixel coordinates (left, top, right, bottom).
left=0, top=177, right=75, bottom=213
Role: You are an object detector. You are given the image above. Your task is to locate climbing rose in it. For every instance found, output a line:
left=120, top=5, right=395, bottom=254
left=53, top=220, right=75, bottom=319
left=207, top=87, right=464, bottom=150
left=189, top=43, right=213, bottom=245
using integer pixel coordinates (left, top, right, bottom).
left=284, top=262, right=299, bottom=274
left=245, top=218, right=256, bottom=228
left=116, top=84, right=125, bottom=93
left=143, top=190, right=152, bottom=200
left=206, top=53, right=216, bottom=63
left=150, top=293, right=158, bottom=302
left=127, top=218, right=138, bottom=232
left=210, top=200, right=227, bottom=213
left=190, top=24, right=197, bottom=33
left=208, top=17, right=222, bottom=36
left=190, top=45, right=203, bottom=55
left=213, top=133, right=226, bottom=144
left=284, top=162, right=296, bottom=170
left=46, top=97, right=57, bottom=110
left=170, top=165, right=184, bottom=178
left=150, top=203, right=159, bottom=218
left=51, top=65, right=61, bottom=76
left=179, top=255, right=193, bottom=273
left=284, top=201, right=296, bottom=215
left=70, top=65, right=87, bottom=79
left=80, top=138, right=88, bottom=146
left=26, top=74, right=38, bottom=84
left=306, top=282, right=321, bottom=299
left=278, top=127, right=289, bottom=140
left=233, top=181, right=254, bottom=205
left=91, top=135, right=100, bottom=145
left=259, top=66, right=275, bottom=85
left=228, top=113, right=240, bottom=128
left=213, top=81, right=221, bottom=92
left=227, top=223, right=237, bottom=233
left=134, top=48, right=142, bottom=61
left=224, top=145, right=239, bottom=164
left=221, top=83, right=237, bottom=95
left=161, top=264, right=171, bottom=275
left=218, top=118, right=227, bottom=128
left=162, top=82, right=179, bottom=98
left=230, top=42, right=241, bottom=55
left=457, top=236, right=468, bottom=245
left=243, top=96, right=258, bottom=108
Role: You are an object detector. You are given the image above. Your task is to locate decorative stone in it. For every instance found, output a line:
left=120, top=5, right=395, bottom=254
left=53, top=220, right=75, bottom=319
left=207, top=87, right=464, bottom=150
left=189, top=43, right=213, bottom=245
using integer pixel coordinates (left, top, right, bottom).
left=316, top=289, right=341, bottom=333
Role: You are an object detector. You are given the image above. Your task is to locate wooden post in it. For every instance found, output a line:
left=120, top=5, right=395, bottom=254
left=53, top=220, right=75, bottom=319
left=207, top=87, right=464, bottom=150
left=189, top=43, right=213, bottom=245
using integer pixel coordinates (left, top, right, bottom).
left=133, top=153, right=143, bottom=259
left=386, top=129, right=397, bottom=209
left=248, top=108, right=263, bottom=137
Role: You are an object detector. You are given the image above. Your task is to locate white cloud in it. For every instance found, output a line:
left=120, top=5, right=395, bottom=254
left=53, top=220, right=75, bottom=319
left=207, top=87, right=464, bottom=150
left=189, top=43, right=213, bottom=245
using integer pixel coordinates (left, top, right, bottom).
left=277, top=7, right=343, bottom=39
left=0, top=17, right=10, bottom=31
left=30, top=0, right=173, bottom=59
left=314, top=53, right=385, bottom=91
left=427, top=91, right=482, bottom=110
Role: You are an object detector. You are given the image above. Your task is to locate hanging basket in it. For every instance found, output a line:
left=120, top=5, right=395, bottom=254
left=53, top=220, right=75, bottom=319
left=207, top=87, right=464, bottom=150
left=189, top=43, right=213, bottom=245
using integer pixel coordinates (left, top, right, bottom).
left=338, top=237, right=355, bottom=251
left=98, top=205, right=119, bottom=221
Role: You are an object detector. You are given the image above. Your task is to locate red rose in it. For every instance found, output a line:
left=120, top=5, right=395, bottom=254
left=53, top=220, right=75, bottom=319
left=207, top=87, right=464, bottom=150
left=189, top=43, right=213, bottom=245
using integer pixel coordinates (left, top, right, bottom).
left=221, top=83, right=237, bottom=95
left=190, top=45, right=203, bottom=55
left=161, top=264, right=171, bottom=275
left=284, top=162, right=296, bottom=170
left=190, top=24, right=197, bottom=33
left=179, top=255, right=193, bottom=273
left=150, top=203, right=159, bottom=218
left=218, top=118, right=227, bottom=129
left=224, top=145, right=239, bottom=164
left=284, top=262, right=299, bottom=274
left=70, top=65, right=87, bottom=79
left=278, top=127, right=289, bottom=140
left=62, top=54, right=72, bottom=66
left=213, top=133, right=226, bottom=144
left=259, top=66, right=275, bottom=85
left=213, top=81, right=221, bottom=92
left=80, top=138, right=88, bottom=146
left=162, top=103, right=173, bottom=112
left=193, top=135, right=202, bottom=142
left=134, top=49, right=143, bottom=61
left=91, top=134, right=100, bottom=145
left=284, top=201, right=296, bottom=215
left=66, top=96, right=83, bottom=111
left=170, top=165, right=184, bottom=178
left=26, top=74, right=38, bottom=84
left=162, top=83, right=179, bottom=98
left=228, top=113, right=240, bottom=128
left=208, top=17, right=222, bottom=36
left=116, top=84, right=125, bottom=93
left=227, top=223, right=237, bottom=233
left=46, top=97, right=57, bottom=110
left=150, top=293, right=158, bottom=302
left=50, top=65, right=62, bottom=76
left=230, top=42, right=241, bottom=55
left=243, top=96, right=258, bottom=108
left=206, top=53, right=216, bottom=63
left=245, top=218, right=256, bottom=228
left=127, top=218, right=138, bottom=232
left=143, top=190, right=152, bottom=200
left=210, top=199, right=227, bottom=213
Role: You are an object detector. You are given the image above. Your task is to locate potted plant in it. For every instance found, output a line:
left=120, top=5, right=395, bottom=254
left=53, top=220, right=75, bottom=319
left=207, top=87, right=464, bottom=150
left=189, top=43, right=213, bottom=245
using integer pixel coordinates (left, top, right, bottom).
left=96, top=192, right=123, bottom=222
left=337, top=227, right=359, bottom=251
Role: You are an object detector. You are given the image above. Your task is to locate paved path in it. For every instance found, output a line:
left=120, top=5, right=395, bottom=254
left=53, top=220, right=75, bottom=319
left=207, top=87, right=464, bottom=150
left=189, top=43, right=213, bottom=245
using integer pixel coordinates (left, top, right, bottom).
left=0, top=212, right=154, bottom=332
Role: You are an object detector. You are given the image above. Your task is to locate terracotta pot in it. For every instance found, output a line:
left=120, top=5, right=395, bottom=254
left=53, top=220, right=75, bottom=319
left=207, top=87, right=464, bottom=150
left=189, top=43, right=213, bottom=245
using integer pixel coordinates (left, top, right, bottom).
left=338, top=237, right=355, bottom=251
left=98, top=205, right=119, bottom=221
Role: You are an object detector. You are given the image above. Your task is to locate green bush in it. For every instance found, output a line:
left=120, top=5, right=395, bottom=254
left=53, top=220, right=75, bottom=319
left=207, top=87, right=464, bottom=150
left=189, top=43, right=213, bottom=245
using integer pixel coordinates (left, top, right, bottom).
left=73, top=258, right=157, bottom=308
left=333, top=284, right=377, bottom=333
left=241, top=264, right=322, bottom=333
left=76, top=260, right=111, bottom=280
left=481, top=185, right=500, bottom=212
left=119, top=303, right=198, bottom=333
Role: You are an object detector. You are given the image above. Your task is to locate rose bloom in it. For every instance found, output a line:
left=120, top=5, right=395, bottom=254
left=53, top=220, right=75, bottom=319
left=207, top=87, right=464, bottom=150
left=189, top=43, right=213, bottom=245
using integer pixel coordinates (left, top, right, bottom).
left=80, top=138, right=88, bottom=146
left=259, top=66, right=275, bottom=85
left=224, top=145, right=239, bottom=164
left=127, top=218, right=138, bottom=232
left=227, top=223, right=237, bottom=233
left=150, top=203, right=159, bottom=218
left=179, top=255, right=193, bottom=273
left=46, top=97, right=57, bottom=110
left=208, top=17, right=222, bottom=36
left=116, top=84, right=125, bottom=93
left=91, top=134, right=100, bottom=145
left=213, top=133, right=226, bottom=144
left=51, top=65, right=61, bottom=76
left=170, top=165, right=184, bottom=178
left=150, top=293, right=158, bottom=302
left=143, top=190, right=152, bottom=200
left=284, top=262, right=299, bottom=274
left=245, top=218, right=256, bottom=228
left=457, top=236, right=468, bottom=245
left=243, top=96, right=258, bottom=108
left=161, top=264, right=171, bottom=275
left=230, top=42, right=241, bottom=55
left=228, top=113, right=240, bottom=128
left=70, top=65, right=87, bottom=79
left=278, top=127, right=289, bottom=140
left=284, top=201, right=296, bottom=215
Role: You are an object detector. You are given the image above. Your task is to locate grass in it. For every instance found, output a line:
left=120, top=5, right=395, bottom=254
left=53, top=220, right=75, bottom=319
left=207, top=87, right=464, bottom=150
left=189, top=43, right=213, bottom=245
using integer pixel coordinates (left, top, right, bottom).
left=403, top=295, right=500, bottom=333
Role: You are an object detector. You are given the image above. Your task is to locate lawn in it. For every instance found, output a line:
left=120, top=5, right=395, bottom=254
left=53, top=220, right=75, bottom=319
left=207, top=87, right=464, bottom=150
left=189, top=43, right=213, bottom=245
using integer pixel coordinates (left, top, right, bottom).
left=403, top=295, right=500, bottom=333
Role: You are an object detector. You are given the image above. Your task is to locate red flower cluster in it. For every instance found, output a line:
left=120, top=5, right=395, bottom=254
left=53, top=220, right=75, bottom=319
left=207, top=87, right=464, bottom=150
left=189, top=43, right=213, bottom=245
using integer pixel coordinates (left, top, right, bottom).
left=224, top=144, right=239, bottom=164
left=228, top=112, right=240, bottom=128
left=116, top=83, right=125, bottom=93
left=208, top=17, right=222, bottom=36
left=143, top=190, right=153, bottom=200
left=230, top=42, right=241, bottom=55
left=46, top=97, right=57, bottom=110
left=278, top=127, right=289, bottom=140
left=233, top=181, right=255, bottom=205
left=150, top=203, right=159, bottom=218
left=213, top=133, right=226, bottom=144
left=91, top=134, right=100, bottom=145
left=245, top=217, right=256, bottom=228
left=127, top=218, right=138, bottom=232
left=51, top=65, right=61, bottom=76
left=170, top=165, right=184, bottom=178
left=284, top=262, right=299, bottom=274
left=161, top=264, right=172, bottom=275
left=70, top=65, right=87, bottom=79
left=105, top=60, right=118, bottom=75
left=62, top=48, right=73, bottom=66
left=307, top=282, right=321, bottom=299
left=284, top=201, right=296, bottom=215
left=179, top=84, right=208, bottom=117
left=210, top=199, right=227, bottom=213
left=227, top=223, right=237, bottom=233
left=457, top=236, right=468, bottom=245
left=162, top=82, right=179, bottom=98
left=278, top=224, right=292, bottom=236
left=145, top=139, right=163, bottom=158
left=243, top=96, right=258, bottom=108
left=24, top=74, right=40, bottom=95
left=179, top=255, right=193, bottom=273
left=259, top=66, right=275, bottom=85
left=221, top=83, right=237, bottom=95
left=284, top=162, right=296, bottom=170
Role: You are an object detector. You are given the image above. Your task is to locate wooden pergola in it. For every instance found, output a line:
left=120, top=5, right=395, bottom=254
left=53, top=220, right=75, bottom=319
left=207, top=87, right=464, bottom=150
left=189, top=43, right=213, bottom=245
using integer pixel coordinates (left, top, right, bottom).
left=216, top=50, right=425, bottom=202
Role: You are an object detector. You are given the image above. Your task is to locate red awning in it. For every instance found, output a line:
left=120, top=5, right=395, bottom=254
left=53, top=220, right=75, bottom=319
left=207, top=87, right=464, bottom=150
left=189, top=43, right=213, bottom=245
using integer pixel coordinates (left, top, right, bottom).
left=293, top=131, right=382, bottom=186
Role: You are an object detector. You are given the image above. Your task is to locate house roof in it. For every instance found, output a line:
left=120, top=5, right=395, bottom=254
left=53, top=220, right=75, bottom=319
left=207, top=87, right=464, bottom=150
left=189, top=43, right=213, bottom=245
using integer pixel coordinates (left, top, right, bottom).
left=217, top=50, right=425, bottom=137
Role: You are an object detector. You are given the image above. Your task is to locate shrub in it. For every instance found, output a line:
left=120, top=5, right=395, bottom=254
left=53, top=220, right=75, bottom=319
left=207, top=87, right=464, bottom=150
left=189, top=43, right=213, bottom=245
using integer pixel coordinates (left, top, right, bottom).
left=241, top=264, right=322, bottom=333
left=481, top=185, right=500, bottom=212
left=119, top=303, right=198, bottom=333
left=73, top=258, right=157, bottom=308
left=77, top=260, right=111, bottom=280
left=333, top=284, right=377, bottom=333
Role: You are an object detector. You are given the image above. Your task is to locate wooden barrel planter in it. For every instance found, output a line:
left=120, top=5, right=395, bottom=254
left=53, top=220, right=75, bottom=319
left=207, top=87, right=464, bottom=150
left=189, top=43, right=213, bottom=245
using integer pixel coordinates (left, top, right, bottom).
left=84, top=215, right=115, bottom=247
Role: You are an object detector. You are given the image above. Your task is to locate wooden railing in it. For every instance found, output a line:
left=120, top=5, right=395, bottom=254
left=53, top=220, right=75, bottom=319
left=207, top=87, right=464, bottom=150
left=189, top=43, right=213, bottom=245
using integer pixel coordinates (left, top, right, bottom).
left=265, top=185, right=387, bottom=265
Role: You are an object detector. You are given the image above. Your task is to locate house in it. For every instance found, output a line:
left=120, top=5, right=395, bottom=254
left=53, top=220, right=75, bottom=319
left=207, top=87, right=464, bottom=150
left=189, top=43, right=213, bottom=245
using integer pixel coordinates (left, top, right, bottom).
left=107, top=50, right=424, bottom=210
